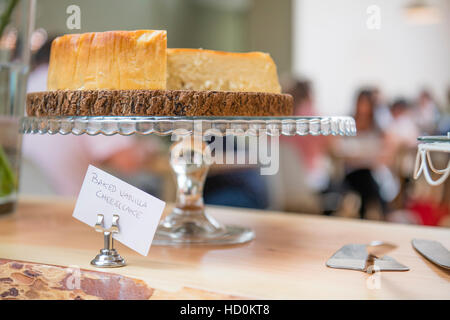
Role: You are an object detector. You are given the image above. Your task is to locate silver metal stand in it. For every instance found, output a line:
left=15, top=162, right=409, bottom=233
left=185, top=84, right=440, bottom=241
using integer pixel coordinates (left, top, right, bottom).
left=90, top=214, right=126, bottom=268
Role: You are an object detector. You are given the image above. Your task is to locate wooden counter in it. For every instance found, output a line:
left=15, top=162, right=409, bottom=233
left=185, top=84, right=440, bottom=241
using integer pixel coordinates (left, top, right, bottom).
left=0, top=196, right=449, bottom=299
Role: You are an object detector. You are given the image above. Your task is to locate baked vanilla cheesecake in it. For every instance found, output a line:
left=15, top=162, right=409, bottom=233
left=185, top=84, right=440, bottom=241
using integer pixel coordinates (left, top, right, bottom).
left=167, top=48, right=281, bottom=93
left=46, top=31, right=281, bottom=94
left=47, top=30, right=167, bottom=90
left=28, top=30, right=292, bottom=117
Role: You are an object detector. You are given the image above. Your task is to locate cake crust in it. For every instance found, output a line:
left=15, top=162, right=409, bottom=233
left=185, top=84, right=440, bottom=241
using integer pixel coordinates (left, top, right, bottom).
left=26, top=90, right=293, bottom=117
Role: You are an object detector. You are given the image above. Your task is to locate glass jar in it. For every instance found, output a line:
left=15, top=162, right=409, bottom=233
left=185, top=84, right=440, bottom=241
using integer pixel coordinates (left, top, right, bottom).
left=0, top=0, right=35, bottom=215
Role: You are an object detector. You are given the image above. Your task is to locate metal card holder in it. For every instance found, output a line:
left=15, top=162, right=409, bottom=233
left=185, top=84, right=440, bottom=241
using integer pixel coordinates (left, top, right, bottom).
left=91, top=214, right=126, bottom=268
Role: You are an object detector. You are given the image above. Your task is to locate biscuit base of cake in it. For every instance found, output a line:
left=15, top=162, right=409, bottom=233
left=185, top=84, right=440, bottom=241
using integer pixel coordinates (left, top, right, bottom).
left=26, top=90, right=293, bottom=117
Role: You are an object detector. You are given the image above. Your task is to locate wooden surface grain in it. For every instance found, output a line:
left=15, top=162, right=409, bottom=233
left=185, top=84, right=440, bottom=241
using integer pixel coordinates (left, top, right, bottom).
left=0, top=196, right=448, bottom=299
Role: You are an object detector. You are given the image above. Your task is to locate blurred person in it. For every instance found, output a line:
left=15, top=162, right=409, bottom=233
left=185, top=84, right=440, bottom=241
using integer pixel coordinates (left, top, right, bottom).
left=27, top=31, right=51, bottom=94
left=384, top=99, right=419, bottom=149
left=283, top=80, right=332, bottom=191
left=373, top=88, right=393, bottom=133
left=414, top=90, right=440, bottom=135
left=203, top=135, right=270, bottom=210
left=382, top=99, right=420, bottom=223
left=333, top=89, right=396, bottom=219
left=405, top=168, right=450, bottom=227
left=266, top=79, right=333, bottom=214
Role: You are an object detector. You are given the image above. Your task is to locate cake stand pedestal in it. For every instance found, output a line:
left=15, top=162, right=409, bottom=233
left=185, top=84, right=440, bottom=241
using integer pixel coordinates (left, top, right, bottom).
left=21, top=116, right=356, bottom=245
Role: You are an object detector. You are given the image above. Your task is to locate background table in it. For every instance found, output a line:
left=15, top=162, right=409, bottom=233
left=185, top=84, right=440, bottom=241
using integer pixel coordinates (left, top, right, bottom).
left=0, top=196, right=448, bottom=299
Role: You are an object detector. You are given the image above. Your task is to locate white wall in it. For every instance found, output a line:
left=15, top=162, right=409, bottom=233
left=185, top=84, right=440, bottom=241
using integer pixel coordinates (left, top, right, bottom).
left=293, top=0, right=450, bottom=115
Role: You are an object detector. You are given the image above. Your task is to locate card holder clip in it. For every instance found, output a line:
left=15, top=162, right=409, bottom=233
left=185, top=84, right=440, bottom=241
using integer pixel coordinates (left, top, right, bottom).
left=90, top=214, right=126, bottom=268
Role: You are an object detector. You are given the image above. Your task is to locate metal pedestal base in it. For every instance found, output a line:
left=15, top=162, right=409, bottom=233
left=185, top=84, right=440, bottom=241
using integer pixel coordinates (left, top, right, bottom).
left=90, top=214, right=126, bottom=267
left=91, top=248, right=126, bottom=268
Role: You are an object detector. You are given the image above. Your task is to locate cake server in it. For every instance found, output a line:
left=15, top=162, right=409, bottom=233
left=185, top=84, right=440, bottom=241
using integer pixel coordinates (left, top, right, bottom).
left=326, top=243, right=409, bottom=272
left=412, top=239, right=450, bottom=270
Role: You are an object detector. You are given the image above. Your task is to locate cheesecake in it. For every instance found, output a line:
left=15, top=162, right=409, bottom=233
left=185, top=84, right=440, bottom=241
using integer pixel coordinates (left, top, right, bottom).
left=28, top=30, right=293, bottom=117
left=47, top=30, right=167, bottom=90
left=167, top=48, right=281, bottom=93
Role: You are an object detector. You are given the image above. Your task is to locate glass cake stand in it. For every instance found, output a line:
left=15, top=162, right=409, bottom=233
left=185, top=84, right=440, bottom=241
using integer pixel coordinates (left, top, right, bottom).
left=21, top=116, right=356, bottom=245
left=414, top=133, right=450, bottom=186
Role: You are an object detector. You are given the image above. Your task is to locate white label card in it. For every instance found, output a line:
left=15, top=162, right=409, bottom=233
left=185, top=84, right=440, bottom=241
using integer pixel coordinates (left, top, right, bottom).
left=73, top=165, right=166, bottom=256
